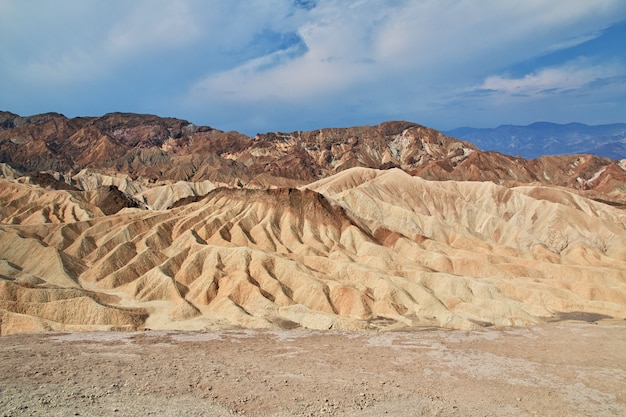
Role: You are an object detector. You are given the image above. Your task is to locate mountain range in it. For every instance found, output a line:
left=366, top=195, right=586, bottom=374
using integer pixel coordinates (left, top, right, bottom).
left=0, top=111, right=625, bottom=335
left=446, top=122, right=626, bottom=160
left=2, top=111, right=625, bottom=198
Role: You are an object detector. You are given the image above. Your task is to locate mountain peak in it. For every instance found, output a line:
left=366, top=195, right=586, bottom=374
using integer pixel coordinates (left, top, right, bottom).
left=446, top=121, right=626, bottom=159
left=1, top=111, right=624, bottom=196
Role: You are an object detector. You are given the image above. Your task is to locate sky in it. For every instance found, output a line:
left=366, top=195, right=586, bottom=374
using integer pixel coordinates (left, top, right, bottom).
left=1, top=0, right=625, bottom=135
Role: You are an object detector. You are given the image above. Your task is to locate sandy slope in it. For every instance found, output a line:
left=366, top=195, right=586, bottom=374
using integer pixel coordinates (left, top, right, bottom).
left=0, top=179, right=104, bottom=224
left=1, top=168, right=626, bottom=334
left=71, top=169, right=219, bottom=210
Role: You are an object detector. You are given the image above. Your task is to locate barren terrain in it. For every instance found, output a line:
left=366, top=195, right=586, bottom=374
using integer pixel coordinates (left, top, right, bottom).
left=2, top=166, right=626, bottom=334
left=2, top=112, right=626, bottom=416
left=1, top=322, right=625, bottom=417
left=2, top=113, right=626, bottom=334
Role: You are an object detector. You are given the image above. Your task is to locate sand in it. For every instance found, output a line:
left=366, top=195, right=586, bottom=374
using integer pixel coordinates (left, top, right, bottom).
left=1, top=321, right=625, bottom=417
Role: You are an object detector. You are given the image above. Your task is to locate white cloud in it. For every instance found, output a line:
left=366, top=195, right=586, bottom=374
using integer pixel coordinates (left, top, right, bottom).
left=105, top=1, right=201, bottom=54
left=22, top=0, right=204, bottom=85
left=1, top=0, right=625, bottom=131
left=476, top=60, right=625, bottom=98
left=190, top=1, right=384, bottom=102
left=188, top=0, right=626, bottom=106
left=3, top=1, right=204, bottom=84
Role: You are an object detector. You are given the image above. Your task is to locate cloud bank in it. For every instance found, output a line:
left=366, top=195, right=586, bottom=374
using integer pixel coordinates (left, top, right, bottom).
left=1, top=0, right=625, bottom=134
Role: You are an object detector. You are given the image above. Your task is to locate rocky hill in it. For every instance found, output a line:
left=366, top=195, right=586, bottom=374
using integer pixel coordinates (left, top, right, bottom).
left=1, top=111, right=625, bottom=334
left=2, top=112, right=625, bottom=197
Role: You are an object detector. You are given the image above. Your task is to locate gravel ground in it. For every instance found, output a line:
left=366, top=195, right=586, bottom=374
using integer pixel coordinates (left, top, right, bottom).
left=1, top=322, right=625, bottom=417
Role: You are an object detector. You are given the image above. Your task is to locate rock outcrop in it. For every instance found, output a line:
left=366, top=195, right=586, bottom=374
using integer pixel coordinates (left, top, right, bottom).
left=1, top=112, right=625, bottom=334
left=1, top=167, right=625, bottom=334
left=2, top=112, right=625, bottom=196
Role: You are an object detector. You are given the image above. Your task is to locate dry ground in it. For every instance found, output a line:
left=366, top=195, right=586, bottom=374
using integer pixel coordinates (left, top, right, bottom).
left=1, top=322, right=625, bottom=417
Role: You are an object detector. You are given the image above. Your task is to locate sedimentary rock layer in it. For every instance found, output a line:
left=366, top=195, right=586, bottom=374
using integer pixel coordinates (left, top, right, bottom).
left=1, top=168, right=624, bottom=334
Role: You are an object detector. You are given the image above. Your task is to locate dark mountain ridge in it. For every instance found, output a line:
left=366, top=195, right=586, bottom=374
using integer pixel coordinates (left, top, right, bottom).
left=446, top=122, right=626, bottom=160
left=1, top=111, right=625, bottom=199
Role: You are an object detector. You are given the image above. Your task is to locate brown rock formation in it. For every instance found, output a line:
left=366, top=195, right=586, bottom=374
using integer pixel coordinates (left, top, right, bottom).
left=1, top=111, right=625, bottom=334
left=1, top=167, right=625, bottom=334
left=2, top=112, right=625, bottom=195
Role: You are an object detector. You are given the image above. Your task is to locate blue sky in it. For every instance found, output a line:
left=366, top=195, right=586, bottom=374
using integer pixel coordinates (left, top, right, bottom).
left=1, top=0, right=625, bottom=135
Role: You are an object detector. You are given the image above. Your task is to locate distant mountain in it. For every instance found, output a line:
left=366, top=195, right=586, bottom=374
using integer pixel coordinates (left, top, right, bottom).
left=445, top=122, right=626, bottom=160
left=2, top=111, right=626, bottom=197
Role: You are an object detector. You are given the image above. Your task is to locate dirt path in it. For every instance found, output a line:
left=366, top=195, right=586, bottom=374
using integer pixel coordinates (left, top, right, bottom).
left=1, top=322, right=625, bottom=417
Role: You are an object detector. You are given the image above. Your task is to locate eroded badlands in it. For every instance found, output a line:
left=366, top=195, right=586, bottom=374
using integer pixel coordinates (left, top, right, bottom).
left=1, top=167, right=625, bottom=334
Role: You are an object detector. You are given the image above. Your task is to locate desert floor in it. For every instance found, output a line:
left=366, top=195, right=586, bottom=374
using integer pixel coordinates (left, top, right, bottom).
left=1, top=321, right=625, bottom=417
